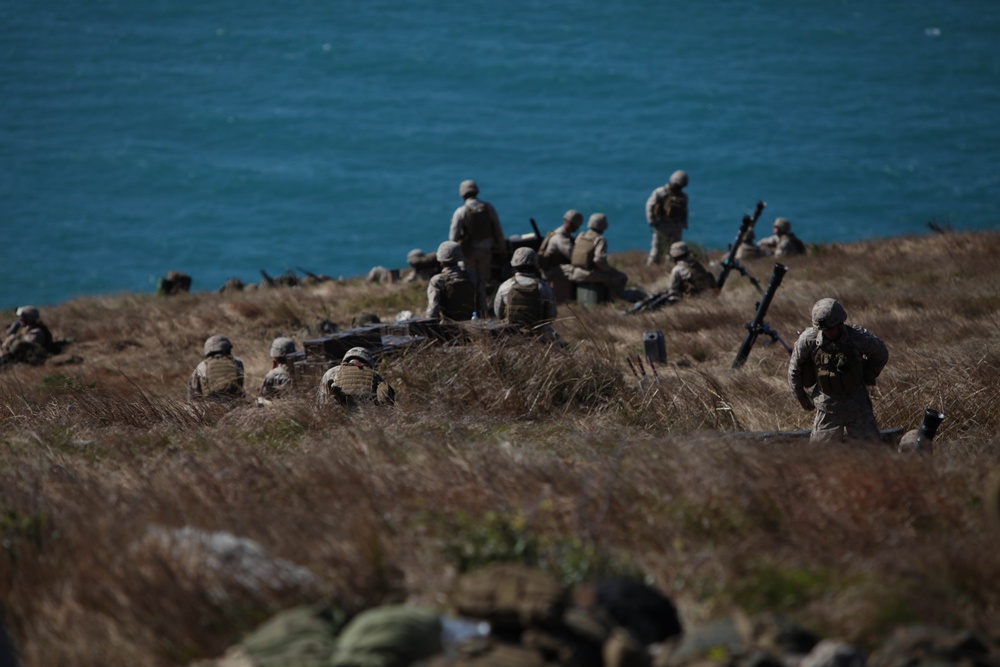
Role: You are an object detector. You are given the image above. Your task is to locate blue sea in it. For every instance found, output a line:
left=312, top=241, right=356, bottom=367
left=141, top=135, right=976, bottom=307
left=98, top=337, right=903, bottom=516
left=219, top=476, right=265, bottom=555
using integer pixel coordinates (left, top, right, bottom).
left=3, top=1, right=999, bottom=309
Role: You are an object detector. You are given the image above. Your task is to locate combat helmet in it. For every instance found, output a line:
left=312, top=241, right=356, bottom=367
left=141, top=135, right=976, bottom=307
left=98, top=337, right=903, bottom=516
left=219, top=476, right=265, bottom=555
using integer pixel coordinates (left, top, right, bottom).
left=587, top=213, right=608, bottom=232
left=811, top=298, right=847, bottom=328
left=269, top=337, right=296, bottom=358
left=669, top=241, right=690, bottom=260
left=669, top=170, right=689, bottom=188
left=343, top=347, right=375, bottom=368
left=203, top=334, right=233, bottom=357
left=773, top=217, right=791, bottom=234
left=437, top=241, right=463, bottom=264
left=459, top=180, right=479, bottom=198
left=15, top=306, right=40, bottom=324
left=563, top=209, right=584, bottom=229
left=511, top=247, right=539, bottom=270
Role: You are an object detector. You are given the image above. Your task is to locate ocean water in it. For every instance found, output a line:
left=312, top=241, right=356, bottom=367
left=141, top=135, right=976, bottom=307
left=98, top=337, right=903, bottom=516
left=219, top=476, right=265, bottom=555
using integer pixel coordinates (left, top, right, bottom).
left=3, top=0, right=999, bottom=309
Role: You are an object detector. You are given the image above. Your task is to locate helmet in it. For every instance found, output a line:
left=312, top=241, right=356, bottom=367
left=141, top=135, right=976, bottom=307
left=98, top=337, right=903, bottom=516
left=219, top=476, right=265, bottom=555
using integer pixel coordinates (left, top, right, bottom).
left=563, top=209, right=583, bottom=229
left=511, top=247, right=538, bottom=270
left=203, top=334, right=233, bottom=356
left=587, top=213, right=608, bottom=232
left=15, top=306, right=40, bottom=324
left=773, top=217, right=791, bottom=233
left=459, top=180, right=479, bottom=198
left=669, top=170, right=689, bottom=188
left=811, top=298, right=847, bottom=328
left=269, top=336, right=296, bottom=358
left=437, top=240, right=463, bottom=264
left=343, top=346, right=374, bottom=368
left=669, top=241, right=690, bottom=259
left=407, top=248, right=424, bottom=264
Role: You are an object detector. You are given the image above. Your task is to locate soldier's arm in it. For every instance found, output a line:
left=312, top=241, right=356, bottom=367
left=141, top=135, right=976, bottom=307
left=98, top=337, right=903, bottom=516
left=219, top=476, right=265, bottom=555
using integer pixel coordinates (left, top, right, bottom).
left=854, top=327, right=889, bottom=383
left=377, top=378, right=395, bottom=405
left=187, top=363, right=205, bottom=400
left=426, top=279, right=442, bottom=319
left=493, top=282, right=508, bottom=320
left=448, top=208, right=463, bottom=243
left=645, top=189, right=660, bottom=225
left=787, top=338, right=815, bottom=409
left=235, top=359, right=246, bottom=389
left=593, top=236, right=611, bottom=271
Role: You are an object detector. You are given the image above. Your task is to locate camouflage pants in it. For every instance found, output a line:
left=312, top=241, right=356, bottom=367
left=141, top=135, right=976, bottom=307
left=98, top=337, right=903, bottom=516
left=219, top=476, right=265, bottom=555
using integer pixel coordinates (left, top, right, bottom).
left=647, top=225, right=683, bottom=266
left=810, top=391, right=880, bottom=443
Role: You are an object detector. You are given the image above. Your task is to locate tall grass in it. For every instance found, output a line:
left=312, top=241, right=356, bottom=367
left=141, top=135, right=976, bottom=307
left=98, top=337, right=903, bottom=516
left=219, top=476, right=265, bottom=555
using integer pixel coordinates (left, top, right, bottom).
left=1, top=232, right=999, bottom=666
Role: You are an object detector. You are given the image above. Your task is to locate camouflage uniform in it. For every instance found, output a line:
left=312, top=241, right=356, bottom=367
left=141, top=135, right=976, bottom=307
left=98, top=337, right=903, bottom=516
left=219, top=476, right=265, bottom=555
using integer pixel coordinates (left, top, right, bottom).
left=188, top=335, right=246, bottom=401
left=319, top=347, right=395, bottom=406
left=757, top=218, right=806, bottom=258
left=259, top=337, right=296, bottom=399
left=568, top=214, right=629, bottom=297
left=449, top=180, right=506, bottom=283
left=494, top=248, right=560, bottom=343
left=1, top=306, right=55, bottom=365
left=646, top=170, right=689, bottom=266
left=538, top=210, right=583, bottom=283
left=788, top=299, right=888, bottom=443
left=427, top=241, right=488, bottom=321
left=665, top=242, right=717, bottom=302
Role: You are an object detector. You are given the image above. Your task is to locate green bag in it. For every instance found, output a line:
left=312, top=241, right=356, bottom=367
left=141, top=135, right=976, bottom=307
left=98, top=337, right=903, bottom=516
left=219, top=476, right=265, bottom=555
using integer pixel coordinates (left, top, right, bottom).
left=238, top=602, right=348, bottom=667
left=330, top=605, right=443, bottom=667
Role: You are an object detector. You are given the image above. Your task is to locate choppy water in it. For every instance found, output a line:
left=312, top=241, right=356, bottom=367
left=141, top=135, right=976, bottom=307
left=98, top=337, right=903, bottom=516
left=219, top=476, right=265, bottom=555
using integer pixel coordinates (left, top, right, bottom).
left=3, top=0, right=999, bottom=308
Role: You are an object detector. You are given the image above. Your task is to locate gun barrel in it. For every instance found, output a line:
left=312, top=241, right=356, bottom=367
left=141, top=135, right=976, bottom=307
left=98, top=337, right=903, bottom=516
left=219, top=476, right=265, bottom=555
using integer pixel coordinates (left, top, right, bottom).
left=915, top=408, right=945, bottom=450
left=718, top=200, right=766, bottom=290
left=731, top=263, right=788, bottom=369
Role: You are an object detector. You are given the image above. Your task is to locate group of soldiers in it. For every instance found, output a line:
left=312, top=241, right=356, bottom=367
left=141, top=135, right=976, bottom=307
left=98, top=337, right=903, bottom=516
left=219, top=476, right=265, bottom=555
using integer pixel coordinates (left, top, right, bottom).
left=186, top=334, right=395, bottom=406
left=6, top=173, right=904, bottom=447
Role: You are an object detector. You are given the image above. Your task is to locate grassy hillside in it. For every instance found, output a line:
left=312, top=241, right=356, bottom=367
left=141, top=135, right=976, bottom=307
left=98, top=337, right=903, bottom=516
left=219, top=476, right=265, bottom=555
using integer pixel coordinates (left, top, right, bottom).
left=2, top=231, right=999, bottom=666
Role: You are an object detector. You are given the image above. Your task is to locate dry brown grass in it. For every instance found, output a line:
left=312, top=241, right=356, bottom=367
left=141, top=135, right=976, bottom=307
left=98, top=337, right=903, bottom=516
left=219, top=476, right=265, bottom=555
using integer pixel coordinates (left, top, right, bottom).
left=2, top=232, right=1000, bottom=666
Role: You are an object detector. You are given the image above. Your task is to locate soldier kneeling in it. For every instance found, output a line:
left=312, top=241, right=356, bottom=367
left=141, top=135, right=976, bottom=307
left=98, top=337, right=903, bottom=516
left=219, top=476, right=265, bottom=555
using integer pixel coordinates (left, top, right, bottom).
left=319, top=347, right=395, bottom=407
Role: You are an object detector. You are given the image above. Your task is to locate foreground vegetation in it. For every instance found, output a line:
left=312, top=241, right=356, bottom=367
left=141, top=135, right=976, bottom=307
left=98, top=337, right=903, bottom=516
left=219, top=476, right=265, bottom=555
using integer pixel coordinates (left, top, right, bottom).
left=2, top=231, right=999, bottom=666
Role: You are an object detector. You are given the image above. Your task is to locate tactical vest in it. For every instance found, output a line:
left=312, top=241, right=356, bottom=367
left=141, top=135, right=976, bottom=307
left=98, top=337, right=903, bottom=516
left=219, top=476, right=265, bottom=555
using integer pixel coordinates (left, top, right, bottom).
left=813, top=336, right=865, bottom=396
left=571, top=231, right=598, bottom=270
left=333, top=363, right=378, bottom=399
left=441, top=270, right=477, bottom=320
left=684, top=260, right=717, bottom=295
left=203, top=356, right=243, bottom=398
left=654, top=191, right=687, bottom=223
left=462, top=200, right=494, bottom=245
left=506, top=280, right=546, bottom=329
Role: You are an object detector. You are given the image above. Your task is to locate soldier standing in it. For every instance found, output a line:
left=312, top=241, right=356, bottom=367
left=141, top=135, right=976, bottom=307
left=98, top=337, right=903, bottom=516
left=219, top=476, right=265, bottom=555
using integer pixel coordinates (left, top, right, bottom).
left=188, top=335, right=246, bottom=401
left=319, top=347, right=395, bottom=406
left=426, top=241, right=488, bottom=321
left=448, top=179, right=506, bottom=285
left=646, top=170, right=689, bottom=265
left=788, top=298, right=889, bottom=443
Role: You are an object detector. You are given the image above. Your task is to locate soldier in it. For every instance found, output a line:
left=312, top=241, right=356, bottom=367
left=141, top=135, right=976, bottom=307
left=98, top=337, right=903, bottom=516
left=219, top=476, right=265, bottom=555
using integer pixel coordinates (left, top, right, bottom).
left=757, top=217, right=806, bottom=258
left=568, top=213, right=629, bottom=299
left=735, top=229, right=766, bottom=262
left=319, top=347, right=395, bottom=406
left=664, top=242, right=717, bottom=302
left=426, top=241, right=488, bottom=321
left=494, top=248, right=560, bottom=343
left=538, top=209, right=583, bottom=281
left=259, top=337, right=296, bottom=400
left=788, top=298, right=889, bottom=443
left=1, top=306, right=56, bottom=365
left=188, top=335, right=246, bottom=401
left=449, top=179, right=506, bottom=285
left=646, top=170, right=689, bottom=266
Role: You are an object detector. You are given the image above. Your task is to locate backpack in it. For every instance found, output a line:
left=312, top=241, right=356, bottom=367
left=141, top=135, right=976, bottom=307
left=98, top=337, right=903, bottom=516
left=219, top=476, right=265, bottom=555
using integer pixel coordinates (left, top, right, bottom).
left=506, top=280, right=546, bottom=329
